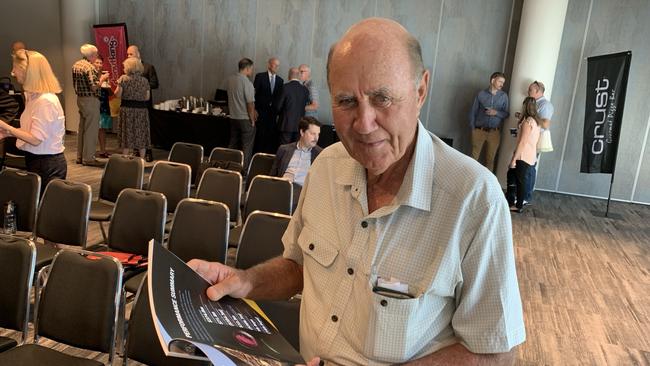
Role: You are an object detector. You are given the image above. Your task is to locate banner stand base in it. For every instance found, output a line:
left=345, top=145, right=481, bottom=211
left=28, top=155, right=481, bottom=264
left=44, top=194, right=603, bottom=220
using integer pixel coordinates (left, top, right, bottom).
left=590, top=210, right=622, bottom=220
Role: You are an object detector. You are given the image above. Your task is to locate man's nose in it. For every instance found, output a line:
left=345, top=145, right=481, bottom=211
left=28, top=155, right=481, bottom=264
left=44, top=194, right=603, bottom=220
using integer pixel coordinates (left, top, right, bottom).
left=354, top=101, right=377, bottom=134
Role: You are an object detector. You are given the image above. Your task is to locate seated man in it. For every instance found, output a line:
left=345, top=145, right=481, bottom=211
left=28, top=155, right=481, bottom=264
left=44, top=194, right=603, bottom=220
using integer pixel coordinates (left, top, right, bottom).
left=270, top=116, right=322, bottom=209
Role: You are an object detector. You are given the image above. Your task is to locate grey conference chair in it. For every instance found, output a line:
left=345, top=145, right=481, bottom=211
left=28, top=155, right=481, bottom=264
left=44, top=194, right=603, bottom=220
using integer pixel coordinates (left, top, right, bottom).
left=0, top=169, right=40, bottom=236
left=124, top=198, right=228, bottom=293
left=90, top=155, right=145, bottom=242
left=148, top=161, right=191, bottom=215
left=33, top=179, right=92, bottom=270
left=0, top=235, right=36, bottom=352
left=246, top=152, right=275, bottom=190
left=229, top=175, right=292, bottom=248
left=0, top=249, right=123, bottom=365
left=124, top=277, right=210, bottom=366
left=208, top=146, right=244, bottom=166
left=169, top=142, right=204, bottom=186
left=106, top=188, right=166, bottom=257
left=196, top=167, right=242, bottom=225
left=234, top=210, right=291, bottom=270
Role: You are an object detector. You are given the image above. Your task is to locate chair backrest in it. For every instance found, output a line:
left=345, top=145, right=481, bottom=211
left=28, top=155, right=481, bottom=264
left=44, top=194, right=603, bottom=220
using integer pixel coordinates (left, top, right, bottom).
left=0, top=169, right=40, bottom=233
left=0, top=235, right=35, bottom=343
left=35, top=179, right=91, bottom=248
left=196, top=168, right=241, bottom=223
left=208, top=147, right=244, bottom=166
left=244, top=175, right=292, bottom=220
left=126, top=277, right=210, bottom=366
left=148, top=161, right=191, bottom=213
left=108, top=189, right=166, bottom=256
left=168, top=198, right=229, bottom=264
left=169, top=142, right=204, bottom=185
left=35, top=249, right=122, bottom=359
left=246, top=153, right=275, bottom=190
left=99, top=154, right=144, bottom=203
left=235, top=211, right=291, bottom=270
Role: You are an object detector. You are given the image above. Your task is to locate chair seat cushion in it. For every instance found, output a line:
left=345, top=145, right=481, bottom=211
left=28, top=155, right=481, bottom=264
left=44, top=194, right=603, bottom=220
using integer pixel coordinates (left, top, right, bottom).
left=35, top=244, right=60, bottom=270
left=0, top=343, right=103, bottom=365
left=89, top=201, right=114, bottom=221
left=124, top=271, right=146, bottom=294
left=0, top=336, right=17, bottom=353
left=228, top=225, right=242, bottom=248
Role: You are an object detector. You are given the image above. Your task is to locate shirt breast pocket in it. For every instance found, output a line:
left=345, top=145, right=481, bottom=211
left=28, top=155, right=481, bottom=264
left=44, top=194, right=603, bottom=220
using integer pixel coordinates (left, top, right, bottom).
left=363, top=289, right=451, bottom=363
left=298, top=226, right=339, bottom=269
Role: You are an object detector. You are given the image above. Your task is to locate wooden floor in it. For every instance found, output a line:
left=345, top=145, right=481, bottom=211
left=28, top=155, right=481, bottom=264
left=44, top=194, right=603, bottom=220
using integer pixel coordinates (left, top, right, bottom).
left=2, top=133, right=649, bottom=365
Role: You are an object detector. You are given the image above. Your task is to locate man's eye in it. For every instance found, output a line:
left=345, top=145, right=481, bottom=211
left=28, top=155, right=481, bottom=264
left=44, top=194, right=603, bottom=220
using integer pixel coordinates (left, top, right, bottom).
left=371, top=95, right=392, bottom=108
left=336, top=98, right=357, bottom=108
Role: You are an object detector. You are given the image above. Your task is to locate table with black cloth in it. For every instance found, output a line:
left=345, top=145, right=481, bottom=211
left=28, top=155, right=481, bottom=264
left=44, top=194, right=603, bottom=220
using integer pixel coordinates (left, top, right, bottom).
left=149, top=109, right=230, bottom=153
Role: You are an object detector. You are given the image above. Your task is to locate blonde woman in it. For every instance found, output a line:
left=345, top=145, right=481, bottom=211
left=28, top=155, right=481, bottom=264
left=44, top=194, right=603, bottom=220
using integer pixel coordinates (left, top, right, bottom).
left=115, top=57, right=150, bottom=157
left=0, top=50, right=66, bottom=192
left=506, top=97, right=541, bottom=213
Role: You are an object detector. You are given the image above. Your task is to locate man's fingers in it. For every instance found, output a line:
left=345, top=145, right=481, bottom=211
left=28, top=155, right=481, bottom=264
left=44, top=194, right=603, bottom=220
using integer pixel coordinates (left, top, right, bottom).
left=206, top=275, right=241, bottom=301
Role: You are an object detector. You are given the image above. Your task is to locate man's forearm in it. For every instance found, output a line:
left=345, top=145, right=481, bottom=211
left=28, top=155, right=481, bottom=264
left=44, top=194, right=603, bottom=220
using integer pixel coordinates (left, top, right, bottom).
left=245, top=257, right=303, bottom=300
left=403, top=343, right=515, bottom=366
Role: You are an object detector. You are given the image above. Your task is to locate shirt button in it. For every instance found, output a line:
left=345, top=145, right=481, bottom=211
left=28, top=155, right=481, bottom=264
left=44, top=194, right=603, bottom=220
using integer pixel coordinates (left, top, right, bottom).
left=347, top=268, right=354, bottom=275
left=331, top=315, right=338, bottom=322
left=380, top=299, right=388, bottom=307
left=308, top=243, right=314, bottom=250
left=361, top=221, right=368, bottom=228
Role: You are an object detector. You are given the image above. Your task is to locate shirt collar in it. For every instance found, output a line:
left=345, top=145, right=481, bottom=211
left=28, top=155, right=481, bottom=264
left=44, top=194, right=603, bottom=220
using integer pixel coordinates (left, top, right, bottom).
left=295, top=141, right=312, bottom=152
left=334, top=120, right=433, bottom=212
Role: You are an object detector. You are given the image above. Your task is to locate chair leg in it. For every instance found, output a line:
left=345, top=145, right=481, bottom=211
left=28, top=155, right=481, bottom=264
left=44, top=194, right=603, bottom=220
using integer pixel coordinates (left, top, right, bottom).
left=99, top=221, right=108, bottom=243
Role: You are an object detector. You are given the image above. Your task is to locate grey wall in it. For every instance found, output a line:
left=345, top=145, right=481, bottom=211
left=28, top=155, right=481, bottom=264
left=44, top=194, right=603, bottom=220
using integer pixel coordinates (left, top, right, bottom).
left=98, top=0, right=515, bottom=143
left=0, top=0, right=64, bottom=93
left=537, top=0, right=650, bottom=204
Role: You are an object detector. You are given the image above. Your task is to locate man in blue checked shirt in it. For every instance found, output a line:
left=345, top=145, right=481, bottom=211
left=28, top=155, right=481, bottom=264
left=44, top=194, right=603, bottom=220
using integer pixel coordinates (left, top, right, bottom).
left=469, top=72, right=509, bottom=172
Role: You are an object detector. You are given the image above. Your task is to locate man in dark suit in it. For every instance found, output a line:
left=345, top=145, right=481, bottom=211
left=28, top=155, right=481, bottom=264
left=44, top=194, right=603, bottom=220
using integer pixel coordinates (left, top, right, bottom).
left=270, top=116, right=322, bottom=210
left=253, top=57, right=283, bottom=154
left=276, top=68, right=310, bottom=144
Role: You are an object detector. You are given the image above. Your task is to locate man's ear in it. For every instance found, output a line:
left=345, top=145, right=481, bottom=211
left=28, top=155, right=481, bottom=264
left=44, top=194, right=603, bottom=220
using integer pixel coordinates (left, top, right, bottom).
left=416, top=69, right=430, bottom=109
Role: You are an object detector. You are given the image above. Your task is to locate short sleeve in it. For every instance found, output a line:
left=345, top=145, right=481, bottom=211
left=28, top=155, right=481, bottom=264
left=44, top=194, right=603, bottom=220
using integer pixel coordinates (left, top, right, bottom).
left=245, top=81, right=255, bottom=103
left=451, top=181, right=526, bottom=353
left=538, top=102, right=554, bottom=120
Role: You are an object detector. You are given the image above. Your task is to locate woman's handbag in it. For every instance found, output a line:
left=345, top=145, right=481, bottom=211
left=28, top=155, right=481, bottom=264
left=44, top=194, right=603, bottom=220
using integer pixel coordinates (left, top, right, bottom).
left=537, top=129, right=553, bottom=152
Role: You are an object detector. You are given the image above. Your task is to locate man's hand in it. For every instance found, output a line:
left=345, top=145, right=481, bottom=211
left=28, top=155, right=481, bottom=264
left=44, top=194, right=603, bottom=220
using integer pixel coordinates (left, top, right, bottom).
left=485, top=108, right=497, bottom=116
left=187, top=259, right=253, bottom=301
left=299, top=357, right=320, bottom=366
left=509, top=160, right=516, bottom=169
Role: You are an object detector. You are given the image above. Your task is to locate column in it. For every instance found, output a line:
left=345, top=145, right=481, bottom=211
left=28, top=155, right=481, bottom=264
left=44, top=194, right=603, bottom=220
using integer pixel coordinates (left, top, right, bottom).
left=496, top=0, right=569, bottom=186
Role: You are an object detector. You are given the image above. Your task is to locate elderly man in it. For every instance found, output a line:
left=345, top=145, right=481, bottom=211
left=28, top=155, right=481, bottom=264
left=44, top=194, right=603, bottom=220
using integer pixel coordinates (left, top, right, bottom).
left=299, top=64, right=319, bottom=118
left=469, top=72, right=509, bottom=172
left=72, top=44, right=109, bottom=167
left=276, top=67, right=310, bottom=144
left=189, top=18, right=525, bottom=365
left=127, top=45, right=159, bottom=161
left=270, top=116, right=322, bottom=210
left=254, top=57, right=284, bottom=153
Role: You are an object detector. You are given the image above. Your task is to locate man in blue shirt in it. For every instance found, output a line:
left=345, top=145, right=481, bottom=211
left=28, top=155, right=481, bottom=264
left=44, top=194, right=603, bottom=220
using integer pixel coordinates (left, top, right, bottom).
left=469, top=72, right=509, bottom=172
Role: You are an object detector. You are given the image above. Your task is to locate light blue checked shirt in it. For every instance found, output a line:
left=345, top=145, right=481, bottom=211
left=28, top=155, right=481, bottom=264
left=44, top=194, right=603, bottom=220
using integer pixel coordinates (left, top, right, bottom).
left=283, top=121, right=526, bottom=365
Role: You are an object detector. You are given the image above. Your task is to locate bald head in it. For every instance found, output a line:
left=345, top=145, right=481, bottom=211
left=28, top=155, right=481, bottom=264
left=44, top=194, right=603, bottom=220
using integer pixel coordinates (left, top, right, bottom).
left=127, top=45, right=141, bottom=59
left=288, top=67, right=300, bottom=80
left=327, top=18, right=424, bottom=88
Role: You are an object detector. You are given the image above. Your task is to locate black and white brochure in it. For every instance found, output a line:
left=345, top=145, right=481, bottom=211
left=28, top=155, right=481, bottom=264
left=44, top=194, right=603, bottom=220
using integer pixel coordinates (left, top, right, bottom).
left=147, top=242, right=304, bottom=365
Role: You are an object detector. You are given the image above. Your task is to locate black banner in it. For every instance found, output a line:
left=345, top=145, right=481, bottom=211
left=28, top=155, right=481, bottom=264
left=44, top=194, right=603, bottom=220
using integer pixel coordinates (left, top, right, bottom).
left=581, top=51, right=631, bottom=173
